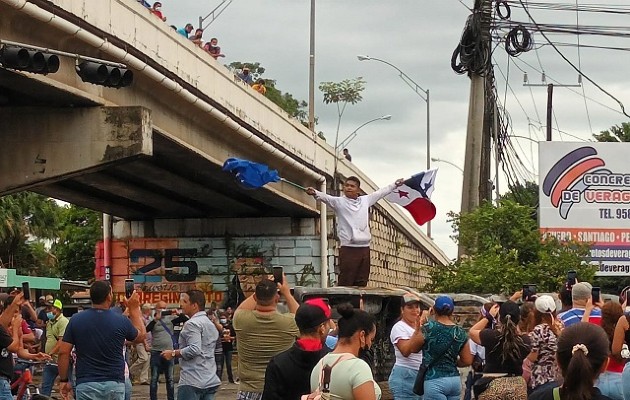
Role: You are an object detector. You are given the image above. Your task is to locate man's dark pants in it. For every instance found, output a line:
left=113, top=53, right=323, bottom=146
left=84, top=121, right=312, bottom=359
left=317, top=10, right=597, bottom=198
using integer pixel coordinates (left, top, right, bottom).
left=338, top=246, right=371, bottom=286
left=149, top=350, right=174, bottom=400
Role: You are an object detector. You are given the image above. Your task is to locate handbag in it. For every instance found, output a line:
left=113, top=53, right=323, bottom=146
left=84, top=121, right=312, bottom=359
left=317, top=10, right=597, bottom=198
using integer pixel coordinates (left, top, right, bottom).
left=412, top=335, right=457, bottom=396
left=472, top=376, right=495, bottom=398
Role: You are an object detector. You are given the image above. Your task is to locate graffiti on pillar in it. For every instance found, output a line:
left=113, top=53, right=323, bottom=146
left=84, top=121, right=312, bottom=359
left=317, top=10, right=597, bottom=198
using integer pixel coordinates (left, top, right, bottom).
left=95, top=238, right=274, bottom=307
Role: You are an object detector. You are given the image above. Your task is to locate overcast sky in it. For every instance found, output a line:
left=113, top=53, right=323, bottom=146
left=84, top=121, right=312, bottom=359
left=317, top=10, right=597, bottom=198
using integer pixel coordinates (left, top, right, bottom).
left=158, top=0, right=630, bottom=259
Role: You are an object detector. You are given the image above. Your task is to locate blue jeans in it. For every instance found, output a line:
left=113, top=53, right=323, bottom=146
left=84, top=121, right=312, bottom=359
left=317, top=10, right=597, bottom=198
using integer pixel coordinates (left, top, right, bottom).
left=40, top=364, right=59, bottom=396
left=76, top=381, right=126, bottom=400
left=596, top=371, right=623, bottom=400
left=177, top=384, right=218, bottom=400
left=125, top=377, right=132, bottom=400
left=622, top=364, right=630, bottom=400
left=150, top=351, right=174, bottom=400
left=423, top=376, right=461, bottom=400
left=0, top=379, right=11, bottom=400
left=389, top=365, right=422, bottom=400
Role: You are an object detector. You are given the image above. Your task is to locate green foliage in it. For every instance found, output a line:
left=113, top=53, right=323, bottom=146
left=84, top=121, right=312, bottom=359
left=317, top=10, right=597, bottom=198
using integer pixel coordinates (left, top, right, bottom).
left=52, top=205, right=101, bottom=280
left=228, top=61, right=309, bottom=125
left=228, top=61, right=265, bottom=79
left=501, top=181, right=539, bottom=210
left=427, top=200, right=594, bottom=294
left=318, top=77, right=367, bottom=150
left=593, top=122, right=630, bottom=142
left=0, top=192, right=60, bottom=276
left=319, top=78, right=366, bottom=106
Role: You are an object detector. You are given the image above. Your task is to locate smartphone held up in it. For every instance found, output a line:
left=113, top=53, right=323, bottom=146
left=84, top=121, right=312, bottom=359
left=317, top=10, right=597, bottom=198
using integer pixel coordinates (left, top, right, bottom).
left=272, top=267, right=283, bottom=285
left=21, top=282, right=30, bottom=301
left=125, top=279, right=135, bottom=298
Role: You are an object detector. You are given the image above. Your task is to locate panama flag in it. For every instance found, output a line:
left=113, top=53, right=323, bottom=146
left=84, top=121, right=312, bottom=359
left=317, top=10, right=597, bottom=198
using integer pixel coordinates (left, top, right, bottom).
left=385, top=169, right=437, bottom=226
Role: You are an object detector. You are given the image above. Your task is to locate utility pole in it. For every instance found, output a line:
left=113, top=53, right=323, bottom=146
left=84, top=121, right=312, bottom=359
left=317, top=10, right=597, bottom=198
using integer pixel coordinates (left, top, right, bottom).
left=460, top=0, right=492, bottom=216
left=308, top=0, right=315, bottom=131
left=459, top=0, right=492, bottom=257
left=546, top=84, right=553, bottom=141
left=523, top=76, right=581, bottom=141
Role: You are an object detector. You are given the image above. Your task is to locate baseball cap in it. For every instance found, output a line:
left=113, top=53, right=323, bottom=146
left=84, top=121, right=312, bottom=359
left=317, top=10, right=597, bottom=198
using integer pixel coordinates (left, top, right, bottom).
left=572, top=282, right=592, bottom=301
left=535, top=295, right=556, bottom=313
left=52, top=299, right=63, bottom=310
left=402, top=292, right=422, bottom=305
left=38, top=295, right=45, bottom=301
left=434, top=295, right=454, bottom=313
left=295, top=303, right=330, bottom=331
left=305, top=298, right=332, bottom=319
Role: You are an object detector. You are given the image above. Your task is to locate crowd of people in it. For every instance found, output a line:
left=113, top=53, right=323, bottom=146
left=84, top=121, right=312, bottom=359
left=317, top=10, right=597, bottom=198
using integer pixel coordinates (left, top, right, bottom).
left=0, top=274, right=627, bottom=400
left=135, top=1, right=272, bottom=101
left=385, top=281, right=630, bottom=400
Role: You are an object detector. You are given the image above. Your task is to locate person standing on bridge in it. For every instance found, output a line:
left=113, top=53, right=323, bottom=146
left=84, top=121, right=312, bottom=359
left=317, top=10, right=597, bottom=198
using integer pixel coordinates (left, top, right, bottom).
left=306, top=176, right=404, bottom=286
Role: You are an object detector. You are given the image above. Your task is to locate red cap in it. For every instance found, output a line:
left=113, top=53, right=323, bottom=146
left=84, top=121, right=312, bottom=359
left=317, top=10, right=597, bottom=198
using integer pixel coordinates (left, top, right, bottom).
left=305, top=298, right=331, bottom=319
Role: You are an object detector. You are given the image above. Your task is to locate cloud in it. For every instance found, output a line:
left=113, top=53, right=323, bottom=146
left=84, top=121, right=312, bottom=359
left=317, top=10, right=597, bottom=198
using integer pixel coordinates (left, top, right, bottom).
left=159, top=0, right=630, bottom=259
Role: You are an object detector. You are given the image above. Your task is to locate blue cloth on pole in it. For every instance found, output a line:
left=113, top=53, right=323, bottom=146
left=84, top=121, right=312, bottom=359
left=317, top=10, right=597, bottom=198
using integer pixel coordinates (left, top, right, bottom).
left=222, top=158, right=281, bottom=189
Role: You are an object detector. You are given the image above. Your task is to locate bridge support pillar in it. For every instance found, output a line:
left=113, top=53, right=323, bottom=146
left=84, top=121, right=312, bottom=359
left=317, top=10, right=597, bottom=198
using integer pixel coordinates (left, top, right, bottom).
left=0, top=106, right=152, bottom=194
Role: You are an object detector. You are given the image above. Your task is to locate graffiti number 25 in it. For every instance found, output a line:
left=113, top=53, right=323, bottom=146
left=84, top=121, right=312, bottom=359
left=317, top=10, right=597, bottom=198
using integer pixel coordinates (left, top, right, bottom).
left=130, top=249, right=199, bottom=282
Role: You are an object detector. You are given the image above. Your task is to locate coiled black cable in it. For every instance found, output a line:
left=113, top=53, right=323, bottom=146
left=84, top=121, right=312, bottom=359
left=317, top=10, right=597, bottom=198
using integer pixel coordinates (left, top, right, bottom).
left=451, top=12, right=491, bottom=75
left=505, top=25, right=533, bottom=56
left=495, top=1, right=511, bottom=20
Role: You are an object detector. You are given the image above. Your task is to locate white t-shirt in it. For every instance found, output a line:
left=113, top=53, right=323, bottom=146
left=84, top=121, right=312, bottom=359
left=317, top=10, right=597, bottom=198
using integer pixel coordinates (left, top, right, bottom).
left=310, top=353, right=381, bottom=400
left=469, top=339, right=485, bottom=361
left=390, top=320, right=423, bottom=369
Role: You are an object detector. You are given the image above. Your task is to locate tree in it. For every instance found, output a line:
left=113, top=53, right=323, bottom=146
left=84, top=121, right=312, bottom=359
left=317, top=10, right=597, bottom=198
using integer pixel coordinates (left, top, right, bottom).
left=318, top=77, right=366, bottom=151
left=0, top=192, right=60, bottom=277
left=593, top=122, right=630, bottom=142
left=228, top=61, right=310, bottom=126
left=52, top=205, right=102, bottom=281
left=501, top=181, right=539, bottom=210
left=426, top=200, right=593, bottom=294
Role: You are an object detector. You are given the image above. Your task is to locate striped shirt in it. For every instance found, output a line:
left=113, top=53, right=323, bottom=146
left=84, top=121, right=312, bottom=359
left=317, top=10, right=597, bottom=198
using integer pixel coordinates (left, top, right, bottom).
left=558, top=307, right=601, bottom=327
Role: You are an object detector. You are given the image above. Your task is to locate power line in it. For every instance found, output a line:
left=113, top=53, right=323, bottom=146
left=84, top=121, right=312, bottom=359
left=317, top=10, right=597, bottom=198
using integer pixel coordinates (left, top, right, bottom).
left=516, top=0, right=630, bottom=119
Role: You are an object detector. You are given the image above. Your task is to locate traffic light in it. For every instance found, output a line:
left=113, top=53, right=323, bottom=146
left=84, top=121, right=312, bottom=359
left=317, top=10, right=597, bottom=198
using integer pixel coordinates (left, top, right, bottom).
left=75, top=61, right=133, bottom=88
left=0, top=46, right=60, bottom=74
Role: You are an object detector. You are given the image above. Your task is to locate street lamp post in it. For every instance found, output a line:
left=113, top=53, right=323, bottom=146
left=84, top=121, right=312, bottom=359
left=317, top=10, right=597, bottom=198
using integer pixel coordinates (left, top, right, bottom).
left=358, top=55, right=432, bottom=237
left=336, top=115, right=392, bottom=151
left=431, top=157, right=464, bottom=173
left=198, top=0, right=233, bottom=30
left=333, top=115, right=392, bottom=193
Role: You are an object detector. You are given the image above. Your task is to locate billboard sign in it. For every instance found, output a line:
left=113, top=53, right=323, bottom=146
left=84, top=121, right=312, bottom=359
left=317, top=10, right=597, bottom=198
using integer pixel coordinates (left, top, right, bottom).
left=539, top=142, right=630, bottom=276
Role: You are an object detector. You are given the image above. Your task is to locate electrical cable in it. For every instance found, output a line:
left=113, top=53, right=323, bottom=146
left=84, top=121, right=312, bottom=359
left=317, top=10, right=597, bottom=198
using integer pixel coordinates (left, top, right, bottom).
left=575, top=0, right=594, bottom=135
left=517, top=0, right=630, bottom=119
left=512, top=56, right=625, bottom=116
left=452, top=11, right=492, bottom=75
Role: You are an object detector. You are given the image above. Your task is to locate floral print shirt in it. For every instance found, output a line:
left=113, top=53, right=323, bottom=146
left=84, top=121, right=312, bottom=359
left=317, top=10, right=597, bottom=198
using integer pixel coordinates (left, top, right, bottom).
left=529, top=323, right=559, bottom=389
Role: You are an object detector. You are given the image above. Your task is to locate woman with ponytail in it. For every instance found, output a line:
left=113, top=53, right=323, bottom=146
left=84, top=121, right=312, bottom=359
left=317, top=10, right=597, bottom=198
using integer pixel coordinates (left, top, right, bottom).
left=469, top=300, right=531, bottom=399
left=529, top=322, right=611, bottom=400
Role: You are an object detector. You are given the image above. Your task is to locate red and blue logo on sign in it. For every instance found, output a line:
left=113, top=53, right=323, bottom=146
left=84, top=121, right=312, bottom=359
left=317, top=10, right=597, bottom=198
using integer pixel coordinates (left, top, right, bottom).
left=542, top=146, right=608, bottom=220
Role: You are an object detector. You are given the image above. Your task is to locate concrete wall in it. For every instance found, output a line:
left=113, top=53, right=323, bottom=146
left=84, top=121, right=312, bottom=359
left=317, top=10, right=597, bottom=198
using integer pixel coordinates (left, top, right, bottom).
left=101, top=217, right=323, bottom=305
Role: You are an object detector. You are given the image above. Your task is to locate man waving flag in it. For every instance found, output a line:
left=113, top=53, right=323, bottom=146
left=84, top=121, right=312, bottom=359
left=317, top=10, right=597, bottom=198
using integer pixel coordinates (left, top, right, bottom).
left=385, top=169, right=437, bottom=226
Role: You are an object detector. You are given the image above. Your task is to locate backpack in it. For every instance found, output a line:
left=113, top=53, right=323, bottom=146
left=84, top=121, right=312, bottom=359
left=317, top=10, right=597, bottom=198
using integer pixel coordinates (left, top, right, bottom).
left=301, top=353, right=355, bottom=400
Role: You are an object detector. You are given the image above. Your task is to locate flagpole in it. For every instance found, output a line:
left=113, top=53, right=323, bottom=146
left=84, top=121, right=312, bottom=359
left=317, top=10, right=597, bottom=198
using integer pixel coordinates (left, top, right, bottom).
left=280, top=178, right=307, bottom=191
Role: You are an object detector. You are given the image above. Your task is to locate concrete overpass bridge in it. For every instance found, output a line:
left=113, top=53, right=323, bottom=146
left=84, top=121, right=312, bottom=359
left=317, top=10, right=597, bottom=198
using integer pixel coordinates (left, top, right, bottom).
left=0, top=0, right=448, bottom=302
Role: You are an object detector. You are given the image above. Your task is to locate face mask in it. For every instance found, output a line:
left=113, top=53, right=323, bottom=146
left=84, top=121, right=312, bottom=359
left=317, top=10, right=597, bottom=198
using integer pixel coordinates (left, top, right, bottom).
left=220, top=319, right=227, bottom=324
left=46, top=312, right=54, bottom=320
